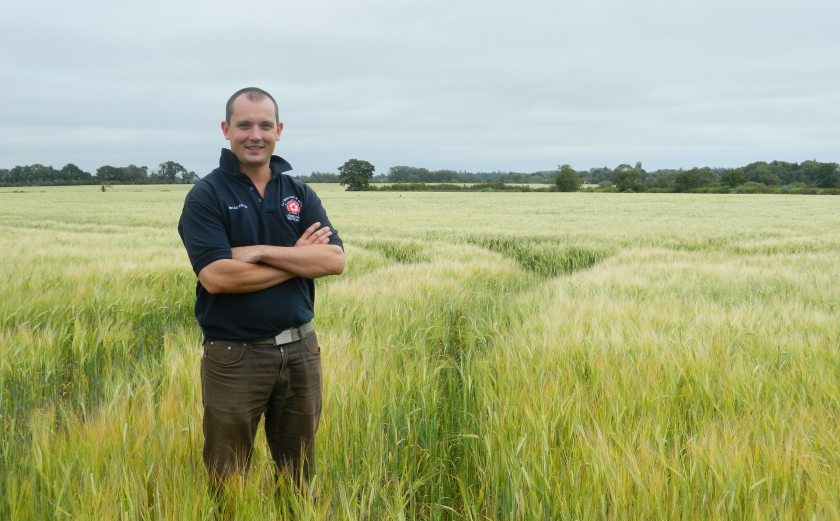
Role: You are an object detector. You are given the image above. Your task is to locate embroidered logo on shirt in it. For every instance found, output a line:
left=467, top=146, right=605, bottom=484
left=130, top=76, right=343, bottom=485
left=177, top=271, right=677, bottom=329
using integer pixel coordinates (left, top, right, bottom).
left=282, top=196, right=302, bottom=222
left=227, top=203, right=248, bottom=210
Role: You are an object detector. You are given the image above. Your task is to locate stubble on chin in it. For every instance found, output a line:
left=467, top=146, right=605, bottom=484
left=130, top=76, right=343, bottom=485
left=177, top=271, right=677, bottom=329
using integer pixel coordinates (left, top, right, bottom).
left=235, top=148, right=271, bottom=169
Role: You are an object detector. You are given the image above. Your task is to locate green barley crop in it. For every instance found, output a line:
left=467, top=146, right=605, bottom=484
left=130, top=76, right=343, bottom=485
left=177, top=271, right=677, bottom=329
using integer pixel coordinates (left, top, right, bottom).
left=1, top=185, right=838, bottom=519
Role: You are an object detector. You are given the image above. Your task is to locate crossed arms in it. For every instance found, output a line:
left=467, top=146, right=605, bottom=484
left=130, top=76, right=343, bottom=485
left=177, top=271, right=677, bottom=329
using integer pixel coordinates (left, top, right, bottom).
left=198, top=222, right=345, bottom=295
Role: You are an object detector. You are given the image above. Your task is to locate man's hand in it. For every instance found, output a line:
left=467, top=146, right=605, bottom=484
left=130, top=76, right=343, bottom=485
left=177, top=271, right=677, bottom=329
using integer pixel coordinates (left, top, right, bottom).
left=232, top=222, right=333, bottom=264
left=295, top=222, right=333, bottom=246
left=231, top=245, right=264, bottom=264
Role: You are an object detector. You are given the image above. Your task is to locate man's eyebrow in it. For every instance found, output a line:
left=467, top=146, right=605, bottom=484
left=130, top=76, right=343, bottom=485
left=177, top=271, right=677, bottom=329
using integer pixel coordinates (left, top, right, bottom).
left=236, top=119, right=275, bottom=127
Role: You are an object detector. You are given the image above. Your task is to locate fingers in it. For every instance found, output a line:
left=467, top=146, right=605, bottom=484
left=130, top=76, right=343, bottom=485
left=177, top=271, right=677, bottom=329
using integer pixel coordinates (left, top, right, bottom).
left=313, top=226, right=332, bottom=243
left=304, top=226, right=331, bottom=245
left=299, top=222, right=322, bottom=241
left=296, top=222, right=333, bottom=246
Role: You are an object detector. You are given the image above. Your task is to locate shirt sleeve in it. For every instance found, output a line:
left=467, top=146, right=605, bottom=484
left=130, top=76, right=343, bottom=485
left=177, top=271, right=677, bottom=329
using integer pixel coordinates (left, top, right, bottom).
left=300, top=185, right=343, bottom=250
left=178, top=185, right=234, bottom=275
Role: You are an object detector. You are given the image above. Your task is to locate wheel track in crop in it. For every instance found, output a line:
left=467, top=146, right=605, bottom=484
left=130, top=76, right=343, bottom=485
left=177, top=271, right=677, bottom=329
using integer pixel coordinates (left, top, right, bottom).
left=347, top=236, right=615, bottom=516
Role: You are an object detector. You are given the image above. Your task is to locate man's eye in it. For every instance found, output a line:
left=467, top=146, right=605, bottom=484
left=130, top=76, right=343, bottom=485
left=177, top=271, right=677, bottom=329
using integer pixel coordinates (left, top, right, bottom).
left=261, top=124, right=273, bottom=130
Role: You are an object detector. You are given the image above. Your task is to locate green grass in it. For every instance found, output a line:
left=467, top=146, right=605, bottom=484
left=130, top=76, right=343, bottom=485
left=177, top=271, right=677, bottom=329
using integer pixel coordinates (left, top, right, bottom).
left=1, top=185, right=839, bottom=519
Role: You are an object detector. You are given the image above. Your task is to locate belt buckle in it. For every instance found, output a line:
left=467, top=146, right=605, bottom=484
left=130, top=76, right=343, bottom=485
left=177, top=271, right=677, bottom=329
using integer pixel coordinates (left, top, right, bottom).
left=273, top=328, right=295, bottom=346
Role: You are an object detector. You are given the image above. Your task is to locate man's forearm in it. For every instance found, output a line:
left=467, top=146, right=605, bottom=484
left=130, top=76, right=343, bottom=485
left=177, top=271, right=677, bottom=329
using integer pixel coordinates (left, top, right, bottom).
left=238, top=244, right=345, bottom=279
left=198, top=259, right=294, bottom=294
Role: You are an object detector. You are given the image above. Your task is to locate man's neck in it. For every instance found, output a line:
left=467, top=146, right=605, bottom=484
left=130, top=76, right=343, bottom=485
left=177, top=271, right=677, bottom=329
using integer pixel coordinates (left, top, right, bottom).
left=242, top=166, right=271, bottom=196
left=237, top=158, right=273, bottom=183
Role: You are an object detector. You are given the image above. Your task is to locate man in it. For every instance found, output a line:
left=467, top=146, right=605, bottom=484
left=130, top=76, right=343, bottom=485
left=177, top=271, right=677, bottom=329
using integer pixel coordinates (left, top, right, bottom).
left=178, top=87, right=344, bottom=491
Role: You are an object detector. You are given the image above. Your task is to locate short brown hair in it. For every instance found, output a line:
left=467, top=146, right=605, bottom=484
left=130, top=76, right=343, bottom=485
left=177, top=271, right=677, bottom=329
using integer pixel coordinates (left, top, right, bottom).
left=225, top=87, right=279, bottom=124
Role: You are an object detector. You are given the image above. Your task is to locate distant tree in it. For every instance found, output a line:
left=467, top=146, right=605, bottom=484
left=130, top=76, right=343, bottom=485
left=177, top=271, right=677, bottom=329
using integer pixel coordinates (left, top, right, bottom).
left=583, top=166, right=612, bottom=185
left=96, top=164, right=149, bottom=184
left=154, top=161, right=197, bottom=183
left=674, top=167, right=716, bottom=192
left=388, top=166, right=425, bottom=183
left=812, top=162, right=840, bottom=188
left=181, top=170, right=199, bottom=183
left=734, top=181, right=773, bottom=194
left=742, top=161, right=781, bottom=186
left=613, top=164, right=643, bottom=192
left=152, top=161, right=189, bottom=183
left=338, top=159, right=375, bottom=191
left=644, top=171, right=676, bottom=191
left=554, top=164, right=581, bottom=192
left=304, top=172, right=341, bottom=183
left=126, top=165, right=149, bottom=183
left=96, top=166, right=119, bottom=183
left=752, top=168, right=781, bottom=186
left=427, top=169, right=459, bottom=183
left=58, top=163, right=93, bottom=184
left=10, top=164, right=53, bottom=185
left=720, top=168, right=747, bottom=188
left=768, top=160, right=799, bottom=185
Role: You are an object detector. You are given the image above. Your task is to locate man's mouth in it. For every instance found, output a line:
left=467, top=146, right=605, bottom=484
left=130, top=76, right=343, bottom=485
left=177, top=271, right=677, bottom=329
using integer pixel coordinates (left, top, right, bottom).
left=245, top=144, right=264, bottom=151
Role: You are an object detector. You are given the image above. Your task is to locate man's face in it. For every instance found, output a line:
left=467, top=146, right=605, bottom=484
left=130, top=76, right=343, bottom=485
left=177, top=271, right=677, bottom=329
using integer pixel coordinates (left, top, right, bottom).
left=221, top=95, right=283, bottom=173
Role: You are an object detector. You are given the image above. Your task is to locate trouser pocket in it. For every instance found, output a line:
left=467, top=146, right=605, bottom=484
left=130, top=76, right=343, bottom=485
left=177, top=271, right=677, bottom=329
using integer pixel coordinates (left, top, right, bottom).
left=303, top=333, right=320, bottom=355
left=204, top=340, right=246, bottom=367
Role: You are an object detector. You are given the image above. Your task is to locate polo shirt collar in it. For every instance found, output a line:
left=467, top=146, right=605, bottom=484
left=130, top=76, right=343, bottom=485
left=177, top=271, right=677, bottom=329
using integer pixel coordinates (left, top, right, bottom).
left=218, top=148, right=293, bottom=179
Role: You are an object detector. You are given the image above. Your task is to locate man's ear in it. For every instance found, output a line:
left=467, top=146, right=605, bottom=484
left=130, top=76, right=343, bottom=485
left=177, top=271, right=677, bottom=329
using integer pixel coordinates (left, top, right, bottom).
left=275, top=122, right=284, bottom=141
left=221, top=121, right=231, bottom=140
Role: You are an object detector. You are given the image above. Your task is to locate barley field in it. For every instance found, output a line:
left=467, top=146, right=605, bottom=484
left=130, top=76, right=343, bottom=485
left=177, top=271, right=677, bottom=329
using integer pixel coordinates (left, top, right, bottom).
left=1, top=185, right=838, bottom=520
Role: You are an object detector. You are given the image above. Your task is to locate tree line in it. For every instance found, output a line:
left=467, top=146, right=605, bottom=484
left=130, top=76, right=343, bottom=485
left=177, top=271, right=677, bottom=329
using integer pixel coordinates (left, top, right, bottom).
left=297, top=165, right=557, bottom=185
left=573, top=160, right=840, bottom=193
left=300, top=160, right=840, bottom=194
left=0, top=161, right=198, bottom=187
left=5, top=158, right=838, bottom=194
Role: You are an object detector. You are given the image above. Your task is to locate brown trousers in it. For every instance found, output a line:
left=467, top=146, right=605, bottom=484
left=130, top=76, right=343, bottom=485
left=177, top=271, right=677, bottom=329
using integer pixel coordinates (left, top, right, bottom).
left=200, top=333, right=322, bottom=489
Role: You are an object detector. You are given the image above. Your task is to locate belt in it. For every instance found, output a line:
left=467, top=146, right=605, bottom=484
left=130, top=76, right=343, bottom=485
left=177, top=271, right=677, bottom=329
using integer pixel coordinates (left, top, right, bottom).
left=251, top=321, right=315, bottom=346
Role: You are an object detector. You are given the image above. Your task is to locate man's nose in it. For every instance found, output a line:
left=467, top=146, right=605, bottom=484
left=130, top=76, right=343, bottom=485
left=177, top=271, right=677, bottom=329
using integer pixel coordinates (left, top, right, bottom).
left=248, top=127, right=262, bottom=140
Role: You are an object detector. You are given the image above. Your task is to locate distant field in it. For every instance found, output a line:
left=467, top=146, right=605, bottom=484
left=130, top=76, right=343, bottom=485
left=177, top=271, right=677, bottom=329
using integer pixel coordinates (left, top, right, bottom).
left=1, top=185, right=839, bottom=519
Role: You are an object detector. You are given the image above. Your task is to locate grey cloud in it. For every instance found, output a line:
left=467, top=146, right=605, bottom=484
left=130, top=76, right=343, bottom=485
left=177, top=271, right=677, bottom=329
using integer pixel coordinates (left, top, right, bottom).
left=1, top=0, right=838, bottom=176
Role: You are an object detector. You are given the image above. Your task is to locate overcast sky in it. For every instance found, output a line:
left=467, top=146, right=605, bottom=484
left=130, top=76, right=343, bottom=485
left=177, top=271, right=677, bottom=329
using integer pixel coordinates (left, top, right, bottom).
left=1, top=0, right=838, bottom=176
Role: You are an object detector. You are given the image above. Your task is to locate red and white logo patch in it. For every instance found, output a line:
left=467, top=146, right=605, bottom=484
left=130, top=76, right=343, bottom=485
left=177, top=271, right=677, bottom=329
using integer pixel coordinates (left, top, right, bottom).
left=282, top=196, right=302, bottom=222
left=285, top=199, right=301, bottom=215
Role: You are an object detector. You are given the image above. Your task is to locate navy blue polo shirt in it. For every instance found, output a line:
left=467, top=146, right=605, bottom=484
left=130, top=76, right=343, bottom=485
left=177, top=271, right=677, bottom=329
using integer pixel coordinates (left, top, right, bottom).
left=178, top=148, right=343, bottom=341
